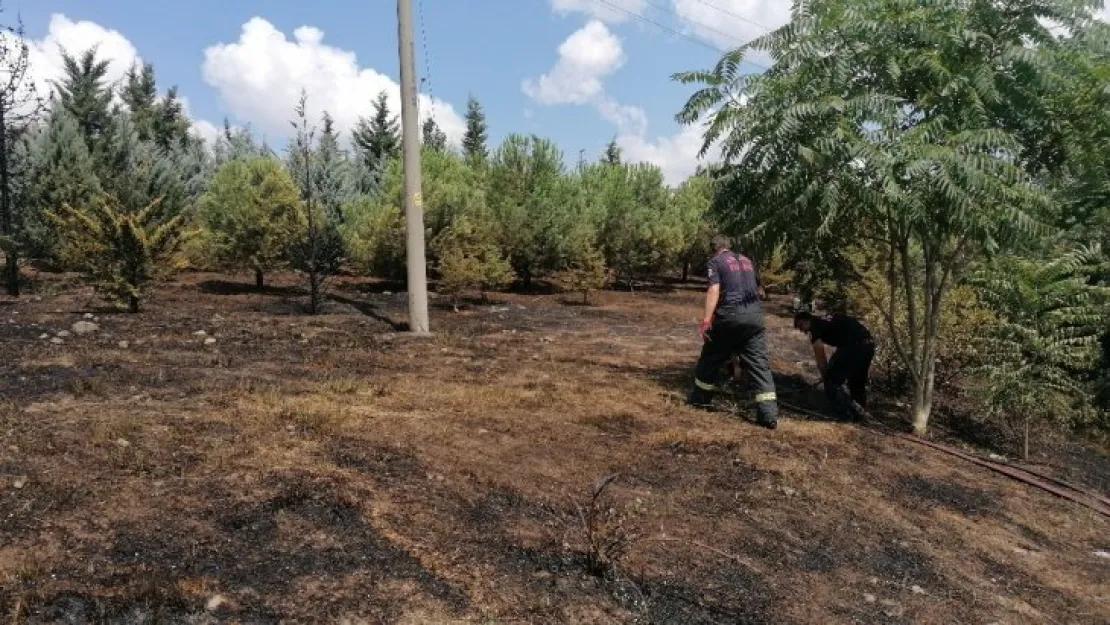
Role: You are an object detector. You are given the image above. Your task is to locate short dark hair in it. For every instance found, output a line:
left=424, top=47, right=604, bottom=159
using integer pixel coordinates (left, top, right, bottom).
left=711, top=235, right=730, bottom=252
left=793, top=311, right=813, bottom=330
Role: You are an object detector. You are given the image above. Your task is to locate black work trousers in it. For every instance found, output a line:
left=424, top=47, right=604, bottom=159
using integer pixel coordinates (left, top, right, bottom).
left=825, top=341, right=875, bottom=418
left=693, top=314, right=778, bottom=422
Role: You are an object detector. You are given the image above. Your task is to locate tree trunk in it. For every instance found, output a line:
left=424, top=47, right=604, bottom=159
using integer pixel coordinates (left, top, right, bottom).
left=128, top=294, right=140, bottom=314
left=255, top=268, right=264, bottom=290
left=682, top=261, right=689, bottom=283
left=309, top=272, right=319, bottom=315
left=910, top=349, right=937, bottom=435
left=1023, top=417, right=1031, bottom=462
left=4, top=255, right=18, bottom=297
left=0, top=102, right=17, bottom=298
left=522, top=267, right=532, bottom=292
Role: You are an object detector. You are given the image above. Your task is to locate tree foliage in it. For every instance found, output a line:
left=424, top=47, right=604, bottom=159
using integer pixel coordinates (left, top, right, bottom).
left=422, top=117, right=448, bottom=153
left=554, top=223, right=608, bottom=304
left=488, top=134, right=574, bottom=288
left=53, top=49, right=113, bottom=155
left=198, top=157, right=303, bottom=288
left=462, top=95, right=489, bottom=164
left=49, top=195, right=187, bottom=312
left=352, top=91, right=400, bottom=172
left=970, top=246, right=1108, bottom=459
left=434, top=214, right=514, bottom=309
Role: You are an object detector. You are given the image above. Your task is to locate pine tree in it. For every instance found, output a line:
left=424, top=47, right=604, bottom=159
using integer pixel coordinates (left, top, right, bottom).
left=50, top=195, right=188, bottom=313
left=95, top=111, right=189, bottom=220
left=214, top=118, right=267, bottom=164
left=151, top=86, right=192, bottom=149
left=53, top=49, right=113, bottom=154
left=488, top=134, right=573, bottom=289
left=288, top=92, right=342, bottom=314
left=554, top=224, right=607, bottom=305
left=434, top=214, right=514, bottom=310
left=583, top=161, right=671, bottom=286
left=462, top=95, right=488, bottom=164
left=422, top=116, right=448, bottom=152
left=198, top=157, right=303, bottom=289
left=313, top=111, right=354, bottom=225
left=21, top=108, right=100, bottom=262
left=351, top=91, right=400, bottom=169
left=602, top=138, right=621, bottom=165
left=672, top=173, right=715, bottom=281
left=121, top=62, right=157, bottom=142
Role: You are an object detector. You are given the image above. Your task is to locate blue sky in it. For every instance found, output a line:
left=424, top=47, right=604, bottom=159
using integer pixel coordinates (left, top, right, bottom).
left=15, top=1, right=789, bottom=183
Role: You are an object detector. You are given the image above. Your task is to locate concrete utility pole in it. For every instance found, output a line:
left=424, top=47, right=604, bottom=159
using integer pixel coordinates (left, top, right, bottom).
left=397, top=0, right=430, bottom=334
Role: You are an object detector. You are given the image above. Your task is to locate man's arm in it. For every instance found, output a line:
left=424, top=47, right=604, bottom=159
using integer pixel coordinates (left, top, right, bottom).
left=703, top=284, right=721, bottom=326
left=812, top=340, right=829, bottom=377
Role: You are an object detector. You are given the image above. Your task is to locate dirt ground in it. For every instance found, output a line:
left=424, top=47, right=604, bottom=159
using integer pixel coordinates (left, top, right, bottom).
left=1, top=271, right=1108, bottom=624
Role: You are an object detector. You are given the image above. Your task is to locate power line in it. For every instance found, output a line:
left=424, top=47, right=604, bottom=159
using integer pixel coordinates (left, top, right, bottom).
left=690, top=0, right=774, bottom=33
left=592, top=0, right=725, bottom=54
left=639, top=0, right=747, bottom=49
left=591, top=0, right=771, bottom=71
left=417, top=0, right=435, bottom=117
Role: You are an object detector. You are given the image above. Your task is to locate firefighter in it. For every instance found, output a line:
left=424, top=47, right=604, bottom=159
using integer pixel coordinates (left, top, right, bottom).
left=793, top=311, right=875, bottom=422
left=687, top=235, right=779, bottom=429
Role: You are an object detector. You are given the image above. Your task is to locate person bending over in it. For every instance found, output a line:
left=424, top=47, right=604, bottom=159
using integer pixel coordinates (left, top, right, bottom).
left=793, top=311, right=875, bottom=422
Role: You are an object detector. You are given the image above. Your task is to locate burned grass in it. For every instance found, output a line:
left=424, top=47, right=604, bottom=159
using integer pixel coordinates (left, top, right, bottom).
left=1, top=271, right=1108, bottom=624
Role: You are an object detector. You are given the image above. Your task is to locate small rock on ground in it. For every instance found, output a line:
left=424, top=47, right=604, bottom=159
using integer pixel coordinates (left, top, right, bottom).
left=56, top=330, right=72, bottom=338
left=72, top=321, right=99, bottom=335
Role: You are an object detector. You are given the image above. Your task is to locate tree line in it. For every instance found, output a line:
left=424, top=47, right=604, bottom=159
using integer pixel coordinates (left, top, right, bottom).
left=0, top=46, right=715, bottom=316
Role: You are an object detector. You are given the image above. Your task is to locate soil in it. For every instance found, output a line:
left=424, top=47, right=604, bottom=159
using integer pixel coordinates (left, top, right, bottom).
left=1, top=271, right=1107, bottom=624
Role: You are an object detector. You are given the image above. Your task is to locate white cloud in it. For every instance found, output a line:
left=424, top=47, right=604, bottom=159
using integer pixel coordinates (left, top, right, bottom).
left=671, top=0, right=790, bottom=52
left=191, top=119, right=222, bottom=146
left=202, top=17, right=465, bottom=148
left=617, top=120, right=713, bottom=186
left=596, top=97, right=647, bottom=136
left=522, top=20, right=625, bottom=106
left=550, top=0, right=647, bottom=24
left=525, top=19, right=712, bottom=184
left=25, top=14, right=141, bottom=102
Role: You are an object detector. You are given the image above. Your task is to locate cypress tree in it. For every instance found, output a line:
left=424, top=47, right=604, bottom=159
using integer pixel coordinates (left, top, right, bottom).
left=53, top=49, right=113, bottom=154
left=602, top=138, right=621, bottom=165
left=462, top=95, right=488, bottom=163
left=21, top=108, right=100, bottom=262
left=422, top=116, right=448, bottom=152
left=351, top=90, right=400, bottom=169
left=121, top=62, right=158, bottom=142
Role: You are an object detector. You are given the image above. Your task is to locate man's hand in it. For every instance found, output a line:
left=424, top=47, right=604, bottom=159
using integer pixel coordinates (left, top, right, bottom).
left=699, top=318, right=712, bottom=342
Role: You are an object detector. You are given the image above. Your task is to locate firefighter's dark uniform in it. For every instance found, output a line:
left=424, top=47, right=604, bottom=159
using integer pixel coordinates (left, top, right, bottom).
left=807, top=314, right=875, bottom=420
left=689, top=250, right=778, bottom=425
